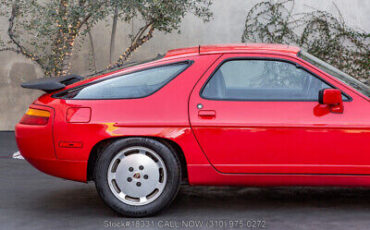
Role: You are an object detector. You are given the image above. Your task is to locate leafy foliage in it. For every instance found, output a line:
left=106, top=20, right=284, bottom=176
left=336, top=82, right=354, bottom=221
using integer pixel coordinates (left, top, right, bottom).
left=0, top=0, right=212, bottom=76
left=241, top=0, right=369, bottom=85
left=0, top=0, right=110, bottom=76
left=108, top=0, right=212, bottom=69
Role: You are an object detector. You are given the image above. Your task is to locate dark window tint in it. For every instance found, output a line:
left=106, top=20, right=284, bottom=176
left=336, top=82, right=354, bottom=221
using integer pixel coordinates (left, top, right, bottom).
left=59, top=63, right=189, bottom=99
left=202, top=60, right=333, bottom=101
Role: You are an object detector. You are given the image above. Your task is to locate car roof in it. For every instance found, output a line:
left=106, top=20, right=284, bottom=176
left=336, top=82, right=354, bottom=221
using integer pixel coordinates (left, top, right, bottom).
left=71, top=43, right=300, bottom=89
left=164, top=43, right=301, bottom=58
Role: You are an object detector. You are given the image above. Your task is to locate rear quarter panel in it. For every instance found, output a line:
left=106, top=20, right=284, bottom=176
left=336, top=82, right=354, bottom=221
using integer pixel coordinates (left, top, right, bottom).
left=34, top=54, right=221, bottom=171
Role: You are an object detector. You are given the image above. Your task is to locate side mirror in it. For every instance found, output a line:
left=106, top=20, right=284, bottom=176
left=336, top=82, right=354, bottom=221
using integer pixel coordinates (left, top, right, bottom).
left=318, top=89, right=344, bottom=113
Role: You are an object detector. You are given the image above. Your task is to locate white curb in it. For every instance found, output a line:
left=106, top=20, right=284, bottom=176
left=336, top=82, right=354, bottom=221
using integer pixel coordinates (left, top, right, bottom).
left=12, top=151, right=24, bottom=160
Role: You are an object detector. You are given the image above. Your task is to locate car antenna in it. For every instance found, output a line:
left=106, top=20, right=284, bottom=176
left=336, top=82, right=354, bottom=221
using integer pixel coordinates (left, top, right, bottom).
left=198, top=45, right=201, bottom=55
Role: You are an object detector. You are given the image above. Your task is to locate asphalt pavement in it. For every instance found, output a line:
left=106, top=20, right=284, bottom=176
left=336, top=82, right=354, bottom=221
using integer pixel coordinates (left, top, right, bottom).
left=0, top=131, right=18, bottom=158
left=1, top=131, right=370, bottom=230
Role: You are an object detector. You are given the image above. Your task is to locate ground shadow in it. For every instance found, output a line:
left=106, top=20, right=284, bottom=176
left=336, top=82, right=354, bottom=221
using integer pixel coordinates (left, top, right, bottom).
left=34, top=184, right=370, bottom=217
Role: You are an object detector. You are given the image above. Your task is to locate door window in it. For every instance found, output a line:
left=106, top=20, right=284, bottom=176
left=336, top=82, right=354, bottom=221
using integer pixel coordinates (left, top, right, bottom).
left=201, top=59, right=333, bottom=101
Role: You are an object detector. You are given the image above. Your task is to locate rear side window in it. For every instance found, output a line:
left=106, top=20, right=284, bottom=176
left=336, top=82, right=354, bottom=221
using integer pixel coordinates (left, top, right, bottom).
left=202, top=59, right=334, bottom=101
left=56, top=62, right=190, bottom=99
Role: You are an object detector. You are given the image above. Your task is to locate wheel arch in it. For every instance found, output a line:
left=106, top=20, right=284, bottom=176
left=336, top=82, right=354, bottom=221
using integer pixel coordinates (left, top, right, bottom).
left=87, top=136, right=188, bottom=183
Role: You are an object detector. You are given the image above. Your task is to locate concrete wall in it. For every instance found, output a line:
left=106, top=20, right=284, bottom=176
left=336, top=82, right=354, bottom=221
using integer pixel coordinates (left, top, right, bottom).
left=0, top=0, right=369, bottom=130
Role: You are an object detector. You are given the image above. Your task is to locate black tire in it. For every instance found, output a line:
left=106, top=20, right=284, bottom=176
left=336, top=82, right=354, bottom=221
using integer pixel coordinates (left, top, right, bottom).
left=94, top=137, right=182, bottom=217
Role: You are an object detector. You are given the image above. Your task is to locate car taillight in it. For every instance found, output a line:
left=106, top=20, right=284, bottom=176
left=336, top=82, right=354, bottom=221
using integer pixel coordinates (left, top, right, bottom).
left=20, top=108, right=50, bottom=125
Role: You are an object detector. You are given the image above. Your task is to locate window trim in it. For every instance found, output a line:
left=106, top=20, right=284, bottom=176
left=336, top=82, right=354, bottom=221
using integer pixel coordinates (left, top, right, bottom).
left=200, top=57, right=352, bottom=102
left=53, top=60, right=193, bottom=100
left=298, top=50, right=369, bottom=99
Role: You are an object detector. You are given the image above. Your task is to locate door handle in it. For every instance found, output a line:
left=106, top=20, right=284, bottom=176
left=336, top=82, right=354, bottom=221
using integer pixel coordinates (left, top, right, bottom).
left=198, top=110, right=216, bottom=118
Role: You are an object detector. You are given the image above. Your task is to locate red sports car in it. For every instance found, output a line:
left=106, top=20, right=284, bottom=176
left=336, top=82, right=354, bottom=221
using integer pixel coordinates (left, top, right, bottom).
left=15, top=44, right=370, bottom=217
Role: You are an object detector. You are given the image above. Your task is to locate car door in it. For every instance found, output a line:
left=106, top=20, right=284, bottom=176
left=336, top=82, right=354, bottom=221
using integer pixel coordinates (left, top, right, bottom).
left=189, top=53, right=370, bottom=175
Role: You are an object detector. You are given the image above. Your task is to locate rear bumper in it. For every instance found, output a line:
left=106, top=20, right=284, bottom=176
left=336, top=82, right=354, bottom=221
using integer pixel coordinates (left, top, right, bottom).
left=23, top=156, right=87, bottom=182
left=15, top=104, right=88, bottom=182
left=15, top=129, right=88, bottom=182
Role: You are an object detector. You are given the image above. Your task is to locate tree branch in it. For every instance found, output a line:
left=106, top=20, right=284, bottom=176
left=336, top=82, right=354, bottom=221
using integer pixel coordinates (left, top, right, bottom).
left=5, top=2, right=46, bottom=70
left=109, top=5, right=119, bottom=64
left=112, top=23, right=154, bottom=68
left=0, top=47, right=20, bottom=53
left=87, top=24, right=97, bottom=72
left=76, top=1, right=106, bottom=31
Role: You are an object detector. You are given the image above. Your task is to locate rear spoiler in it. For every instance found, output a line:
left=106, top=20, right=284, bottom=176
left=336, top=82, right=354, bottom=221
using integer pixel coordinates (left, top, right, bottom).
left=21, top=74, right=83, bottom=93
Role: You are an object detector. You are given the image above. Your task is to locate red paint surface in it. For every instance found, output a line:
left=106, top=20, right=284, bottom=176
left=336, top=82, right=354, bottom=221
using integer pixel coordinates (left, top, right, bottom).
left=321, top=89, right=344, bottom=113
left=15, top=44, right=370, bottom=186
left=66, top=107, right=91, bottom=123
